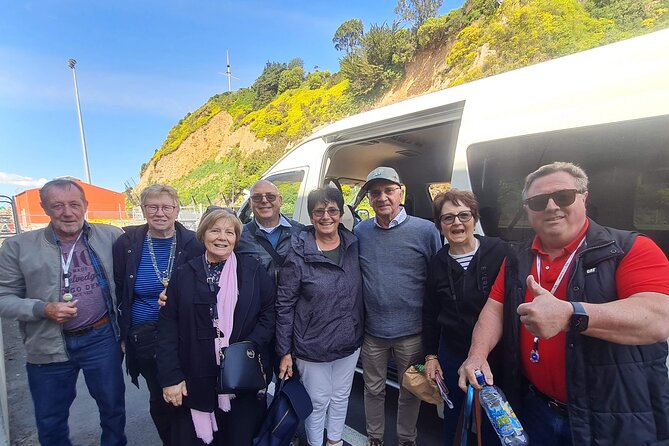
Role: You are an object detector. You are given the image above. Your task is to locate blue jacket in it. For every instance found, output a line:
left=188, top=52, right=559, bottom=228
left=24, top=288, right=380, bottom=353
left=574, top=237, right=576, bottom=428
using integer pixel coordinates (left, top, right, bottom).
left=275, top=226, right=364, bottom=363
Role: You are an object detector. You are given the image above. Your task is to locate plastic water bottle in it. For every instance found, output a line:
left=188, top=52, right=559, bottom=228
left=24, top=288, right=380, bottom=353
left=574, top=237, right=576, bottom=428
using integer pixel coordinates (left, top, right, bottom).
left=475, top=370, right=529, bottom=445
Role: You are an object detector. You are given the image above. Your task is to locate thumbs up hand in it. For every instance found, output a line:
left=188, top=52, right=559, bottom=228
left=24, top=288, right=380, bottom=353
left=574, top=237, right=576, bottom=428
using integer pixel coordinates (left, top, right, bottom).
left=517, top=275, right=572, bottom=339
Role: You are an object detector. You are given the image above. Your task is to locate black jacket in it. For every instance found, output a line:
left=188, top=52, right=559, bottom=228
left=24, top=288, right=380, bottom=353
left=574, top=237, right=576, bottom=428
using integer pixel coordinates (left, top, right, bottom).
left=501, top=219, right=669, bottom=445
left=275, top=226, right=364, bottom=362
left=235, top=217, right=304, bottom=285
left=112, top=222, right=203, bottom=384
left=423, top=235, right=508, bottom=360
left=156, top=253, right=276, bottom=412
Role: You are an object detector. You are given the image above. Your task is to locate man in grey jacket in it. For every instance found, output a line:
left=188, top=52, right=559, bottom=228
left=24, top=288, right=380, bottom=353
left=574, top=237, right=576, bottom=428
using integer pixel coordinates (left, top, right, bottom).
left=236, top=179, right=304, bottom=283
left=0, top=179, right=126, bottom=446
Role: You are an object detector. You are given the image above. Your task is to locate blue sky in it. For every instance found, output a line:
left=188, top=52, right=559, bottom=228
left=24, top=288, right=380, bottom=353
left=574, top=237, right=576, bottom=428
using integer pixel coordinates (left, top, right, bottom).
left=0, top=0, right=463, bottom=200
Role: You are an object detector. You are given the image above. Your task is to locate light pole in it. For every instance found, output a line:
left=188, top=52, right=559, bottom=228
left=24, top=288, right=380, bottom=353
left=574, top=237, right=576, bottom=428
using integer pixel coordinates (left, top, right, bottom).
left=67, top=58, right=91, bottom=184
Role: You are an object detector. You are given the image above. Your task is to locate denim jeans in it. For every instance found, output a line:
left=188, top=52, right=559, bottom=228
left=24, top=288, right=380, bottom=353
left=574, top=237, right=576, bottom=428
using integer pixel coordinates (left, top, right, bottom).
left=26, top=322, right=127, bottom=446
left=522, top=391, right=572, bottom=446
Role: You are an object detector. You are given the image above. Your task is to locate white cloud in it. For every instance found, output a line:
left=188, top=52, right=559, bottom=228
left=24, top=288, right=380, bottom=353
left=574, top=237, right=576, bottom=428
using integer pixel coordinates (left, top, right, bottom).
left=0, top=172, right=48, bottom=188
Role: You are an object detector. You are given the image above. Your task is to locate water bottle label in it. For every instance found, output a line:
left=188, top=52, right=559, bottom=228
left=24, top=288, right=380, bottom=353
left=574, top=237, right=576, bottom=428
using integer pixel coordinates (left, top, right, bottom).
left=505, top=402, right=523, bottom=431
left=488, top=405, right=515, bottom=436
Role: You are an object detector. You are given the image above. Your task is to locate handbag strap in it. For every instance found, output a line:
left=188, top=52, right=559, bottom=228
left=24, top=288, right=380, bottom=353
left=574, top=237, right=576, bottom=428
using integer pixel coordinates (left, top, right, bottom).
left=460, top=384, right=474, bottom=445
left=474, top=389, right=482, bottom=446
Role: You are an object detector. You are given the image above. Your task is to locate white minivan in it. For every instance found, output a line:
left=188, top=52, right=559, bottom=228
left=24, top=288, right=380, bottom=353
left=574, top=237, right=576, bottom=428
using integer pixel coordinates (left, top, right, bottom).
left=240, top=28, right=669, bottom=258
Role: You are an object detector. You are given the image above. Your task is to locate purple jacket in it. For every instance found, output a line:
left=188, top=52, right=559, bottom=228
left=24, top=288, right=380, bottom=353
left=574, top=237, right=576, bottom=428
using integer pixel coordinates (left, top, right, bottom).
left=275, top=226, right=364, bottom=362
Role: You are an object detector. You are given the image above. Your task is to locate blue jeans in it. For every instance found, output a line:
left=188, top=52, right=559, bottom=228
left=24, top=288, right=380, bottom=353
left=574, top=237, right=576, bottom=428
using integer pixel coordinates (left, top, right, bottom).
left=522, top=391, right=571, bottom=446
left=26, top=323, right=127, bottom=446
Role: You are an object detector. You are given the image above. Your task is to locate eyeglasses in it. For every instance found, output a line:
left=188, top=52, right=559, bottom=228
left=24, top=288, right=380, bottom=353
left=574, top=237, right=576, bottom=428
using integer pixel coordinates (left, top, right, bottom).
left=143, top=204, right=177, bottom=214
left=439, top=211, right=474, bottom=225
left=524, top=189, right=583, bottom=212
left=250, top=193, right=278, bottom=203
left=367, top=186, right=401, bottom=199
left=312, top=207, right=341, bottom=217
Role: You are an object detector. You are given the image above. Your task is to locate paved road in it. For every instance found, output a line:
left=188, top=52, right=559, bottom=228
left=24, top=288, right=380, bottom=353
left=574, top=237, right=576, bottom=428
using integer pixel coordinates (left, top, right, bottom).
left=3, top=318, right=446, bottom=446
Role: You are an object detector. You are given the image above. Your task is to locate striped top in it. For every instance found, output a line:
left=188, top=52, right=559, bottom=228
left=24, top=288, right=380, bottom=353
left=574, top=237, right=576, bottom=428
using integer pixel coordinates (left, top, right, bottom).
left=449, top=239, right=479, bottom=271
left=132, top=237, right=173, bottom=325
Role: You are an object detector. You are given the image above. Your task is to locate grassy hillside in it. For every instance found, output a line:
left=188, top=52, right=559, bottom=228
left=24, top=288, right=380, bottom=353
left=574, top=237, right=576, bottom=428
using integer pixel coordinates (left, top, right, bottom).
left=138, top=0, right=669, bottom=206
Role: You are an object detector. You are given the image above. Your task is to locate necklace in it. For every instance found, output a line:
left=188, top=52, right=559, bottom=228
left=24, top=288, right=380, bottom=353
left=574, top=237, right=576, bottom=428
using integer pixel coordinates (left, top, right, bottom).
left=146, top=232, right=177, bottom=287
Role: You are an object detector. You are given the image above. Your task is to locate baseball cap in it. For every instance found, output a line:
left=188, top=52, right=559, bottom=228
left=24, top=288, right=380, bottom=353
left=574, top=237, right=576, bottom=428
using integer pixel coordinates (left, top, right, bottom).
left=363, top=166, right=401, bottom=189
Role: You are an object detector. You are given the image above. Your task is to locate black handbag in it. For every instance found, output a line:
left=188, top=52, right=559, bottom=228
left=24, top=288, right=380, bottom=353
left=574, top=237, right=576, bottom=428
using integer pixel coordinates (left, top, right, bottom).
left=217, top=340, right=266, bottom=394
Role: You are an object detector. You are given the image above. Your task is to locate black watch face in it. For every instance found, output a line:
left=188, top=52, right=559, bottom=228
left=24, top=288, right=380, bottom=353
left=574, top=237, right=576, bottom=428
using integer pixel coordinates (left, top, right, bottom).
left=572, top=313, right=589, bottom=332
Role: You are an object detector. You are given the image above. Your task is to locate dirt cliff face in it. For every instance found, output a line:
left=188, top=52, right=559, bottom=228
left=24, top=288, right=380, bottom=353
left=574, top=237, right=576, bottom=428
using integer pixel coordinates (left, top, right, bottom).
left=137, top=111, right=268, bottom=190
left=377, top=43, right=453, bottom=106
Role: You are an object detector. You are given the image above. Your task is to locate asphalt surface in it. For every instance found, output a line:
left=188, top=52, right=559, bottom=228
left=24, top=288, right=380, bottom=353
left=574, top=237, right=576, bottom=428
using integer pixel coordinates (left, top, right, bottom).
left=3, top=318, right=445, bottom=446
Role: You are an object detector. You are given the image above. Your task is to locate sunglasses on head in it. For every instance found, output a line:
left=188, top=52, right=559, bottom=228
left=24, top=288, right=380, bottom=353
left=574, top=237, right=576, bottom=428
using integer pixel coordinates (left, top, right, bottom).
left=524, top=189, right=583, bottom=212
left=250, top=193, right=278, bottom=203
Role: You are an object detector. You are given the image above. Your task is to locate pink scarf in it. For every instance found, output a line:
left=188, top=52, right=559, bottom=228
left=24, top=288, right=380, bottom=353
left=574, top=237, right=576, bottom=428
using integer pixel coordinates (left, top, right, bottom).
left=190, top=252, right=238, bottom=444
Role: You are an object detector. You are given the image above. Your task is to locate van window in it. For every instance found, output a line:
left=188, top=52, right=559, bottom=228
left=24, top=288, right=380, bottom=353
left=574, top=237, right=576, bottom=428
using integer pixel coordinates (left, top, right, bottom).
left=467, top=115, right=669, bottom=256
left=428, top=183, right=451, bottom=200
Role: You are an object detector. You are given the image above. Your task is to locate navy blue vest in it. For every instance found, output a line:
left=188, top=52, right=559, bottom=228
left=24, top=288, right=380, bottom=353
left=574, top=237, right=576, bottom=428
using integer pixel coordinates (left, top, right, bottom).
left=501, top=220, right=669, bottom=445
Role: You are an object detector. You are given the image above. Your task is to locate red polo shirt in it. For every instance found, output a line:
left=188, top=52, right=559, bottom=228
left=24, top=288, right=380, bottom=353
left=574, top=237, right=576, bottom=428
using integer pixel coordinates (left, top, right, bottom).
left=490, top=223, right=669, bottom=403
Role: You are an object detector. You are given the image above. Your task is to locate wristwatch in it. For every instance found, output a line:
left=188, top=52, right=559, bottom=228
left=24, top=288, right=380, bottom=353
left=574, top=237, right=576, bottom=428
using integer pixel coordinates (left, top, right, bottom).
left=569, top=301, right=589, bottom=332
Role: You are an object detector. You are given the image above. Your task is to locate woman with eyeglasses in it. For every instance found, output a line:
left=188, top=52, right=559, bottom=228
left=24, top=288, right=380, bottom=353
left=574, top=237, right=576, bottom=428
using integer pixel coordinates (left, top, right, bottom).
left=276, top=187, right=364, bottom=446
left=157, top=208, right=275, bottom=445
left=422, top=189, right=508, bottom=446
left=113, top=184, right=203, bottom=445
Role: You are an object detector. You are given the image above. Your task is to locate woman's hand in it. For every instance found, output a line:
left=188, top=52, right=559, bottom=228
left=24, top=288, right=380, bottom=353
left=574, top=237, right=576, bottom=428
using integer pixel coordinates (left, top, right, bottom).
left=425, top=356, right=443, bottom=382
left=157, top=289, right=168, bottom=308
left=278, top=354, right=293, bottom=380
left=163, top=380, right=188, bottom=406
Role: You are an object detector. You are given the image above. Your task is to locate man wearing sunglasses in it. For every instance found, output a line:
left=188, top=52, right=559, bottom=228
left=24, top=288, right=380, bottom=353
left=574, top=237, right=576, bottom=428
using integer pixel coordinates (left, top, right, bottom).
left=459, top=162, right=669, bottom=446
left=354, top=167, right=441, bottom=446
left=236, top=179, right=304, bottom=285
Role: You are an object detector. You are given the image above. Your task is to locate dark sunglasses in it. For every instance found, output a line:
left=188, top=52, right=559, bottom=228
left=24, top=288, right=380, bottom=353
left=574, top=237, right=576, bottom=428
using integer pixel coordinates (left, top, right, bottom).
left=524, top=189, right=583, bottom=212
left=312, top=207, right=341, bottom=217
left=439, top=211, right=474, bottom=225
left=250, top=193, right=278, bottom=203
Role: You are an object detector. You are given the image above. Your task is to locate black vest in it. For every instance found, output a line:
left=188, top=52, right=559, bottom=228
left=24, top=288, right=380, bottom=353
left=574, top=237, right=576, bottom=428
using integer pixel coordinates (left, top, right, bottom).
left=501, top=220, right=669, bottom=445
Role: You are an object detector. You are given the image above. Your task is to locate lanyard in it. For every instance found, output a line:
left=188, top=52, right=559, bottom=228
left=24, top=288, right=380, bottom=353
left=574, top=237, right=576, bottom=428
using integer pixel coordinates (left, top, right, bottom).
left=535, top=237, right=585, bottom=295
left=529, top=237, right=585, bottom=364
left=60, top=231, right=83, bottom=299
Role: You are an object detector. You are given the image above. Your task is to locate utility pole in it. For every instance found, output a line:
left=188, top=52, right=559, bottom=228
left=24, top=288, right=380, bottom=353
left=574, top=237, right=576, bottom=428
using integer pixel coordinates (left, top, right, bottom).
left=67, top=59, right=92, bottom=184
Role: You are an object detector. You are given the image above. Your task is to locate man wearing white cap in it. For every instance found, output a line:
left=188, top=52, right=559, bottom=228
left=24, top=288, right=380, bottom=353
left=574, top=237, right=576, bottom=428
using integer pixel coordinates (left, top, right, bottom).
left=354, top=167, right=441, bottom=446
